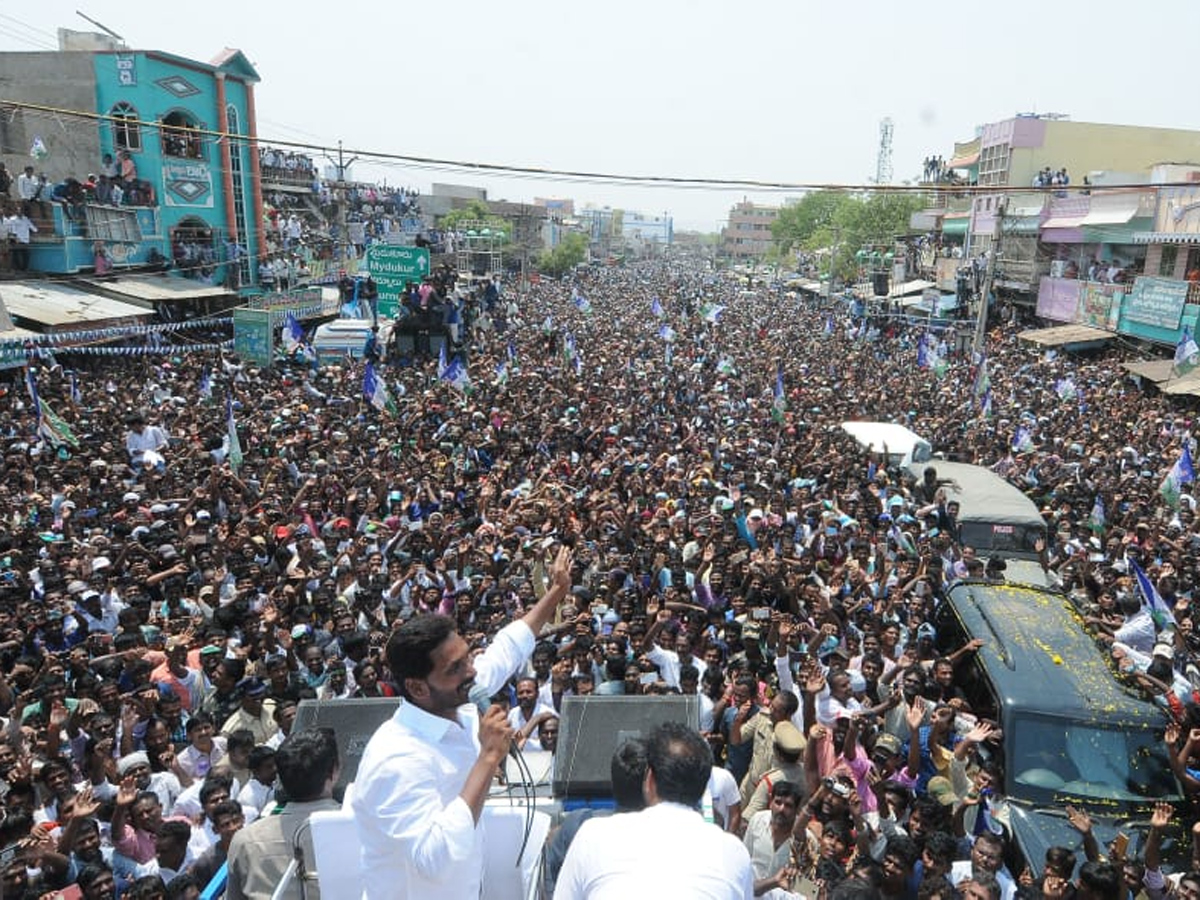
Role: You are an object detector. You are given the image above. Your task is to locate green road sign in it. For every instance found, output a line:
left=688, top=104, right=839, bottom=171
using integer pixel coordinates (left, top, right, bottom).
left=366, top=245, right=431, bottom=311
left=232, top=308, right=274, bottom=367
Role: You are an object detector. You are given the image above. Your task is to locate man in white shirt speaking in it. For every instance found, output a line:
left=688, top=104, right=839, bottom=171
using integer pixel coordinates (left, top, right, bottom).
left=352, top=546, right=573, bottom=899
left=554, top=721, right=754, bottom=899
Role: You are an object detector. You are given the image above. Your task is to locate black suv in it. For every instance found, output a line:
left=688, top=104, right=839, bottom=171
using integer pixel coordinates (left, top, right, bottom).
left=934, top=579, right=1183, bottom=873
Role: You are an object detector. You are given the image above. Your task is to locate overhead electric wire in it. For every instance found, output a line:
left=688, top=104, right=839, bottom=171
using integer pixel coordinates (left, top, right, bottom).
left=1, top=98, right=1179, bottom=197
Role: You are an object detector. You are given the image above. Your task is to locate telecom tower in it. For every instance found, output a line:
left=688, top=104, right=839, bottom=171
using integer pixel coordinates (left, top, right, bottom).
left=875, top=117, right=894, bottom=185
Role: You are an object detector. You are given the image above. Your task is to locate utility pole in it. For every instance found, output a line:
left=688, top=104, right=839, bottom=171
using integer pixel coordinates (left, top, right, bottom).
left=973, top=199, right=1005, bottom=355
left=827, top=226, right=841, bottom=299
left=325, top=140, right=359, bottom=268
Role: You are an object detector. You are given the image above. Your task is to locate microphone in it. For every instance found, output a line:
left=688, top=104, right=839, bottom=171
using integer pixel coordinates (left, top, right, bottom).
left=469, top=683, right=521, bottom=759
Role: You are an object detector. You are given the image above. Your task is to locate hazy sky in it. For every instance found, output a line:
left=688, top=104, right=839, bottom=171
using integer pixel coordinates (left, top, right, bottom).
left=2, top=1, right=1198, bottom=230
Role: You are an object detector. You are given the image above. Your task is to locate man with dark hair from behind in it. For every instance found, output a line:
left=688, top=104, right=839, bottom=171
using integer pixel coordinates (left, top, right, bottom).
left=1075, top=861, right=1122, bottom=900
left=554, top=722, right=754, bottom=898
left=225, top=727, right=341, bottom=899
left=543, top=738, right=649, bottom=894
left=831, top=878, right=884, bottom=900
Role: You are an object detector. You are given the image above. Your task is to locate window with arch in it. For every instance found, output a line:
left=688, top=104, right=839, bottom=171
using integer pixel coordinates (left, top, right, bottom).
left=161, top=110, right=204, bottom=160
left=110, top=102, right=141, bottom=152
left=225, top=104, right=239, bottom=136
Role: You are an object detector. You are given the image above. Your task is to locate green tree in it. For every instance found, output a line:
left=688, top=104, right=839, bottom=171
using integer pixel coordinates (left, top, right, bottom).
left=440, top=200, right=511, bottom=242
left=776, top=191, right=927, bottom=283
left=537, top=232, right=588, bottom=277
left=771, top=191, right=852, bottom=253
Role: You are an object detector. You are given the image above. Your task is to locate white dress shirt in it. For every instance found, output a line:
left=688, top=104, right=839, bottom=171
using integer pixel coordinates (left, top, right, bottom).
left=950, top=860, right=1017, bottom=900
left=351, top=618, right=535, bottom=900
left=645, top=643, right=681, bottom=688
left=554, top=801, right=754, bottom=900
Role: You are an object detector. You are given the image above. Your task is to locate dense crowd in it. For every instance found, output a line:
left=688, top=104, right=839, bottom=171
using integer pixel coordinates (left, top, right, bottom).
left=0, top=257, right=1198, bottom=899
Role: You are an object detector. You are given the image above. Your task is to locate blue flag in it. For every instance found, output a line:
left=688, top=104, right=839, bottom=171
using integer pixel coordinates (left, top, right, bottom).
left=1130, top=558, right=1177, bottom=631
left=651, top=297, right=664, bottom=318
left=283, top=311, right=305, bottom=352
left=438, top=344, right=470, bottom=392
left=363, top=361, right=396, bottom=414
left=772, top=369, right=786, bottom=423
left=1161, top=442, right=1195, bottom=508
left=1089, top=495, right=1105, bottom=532
left=917, top=335, right=928, bottom=369
left=226, top=394, right=243, bottom=472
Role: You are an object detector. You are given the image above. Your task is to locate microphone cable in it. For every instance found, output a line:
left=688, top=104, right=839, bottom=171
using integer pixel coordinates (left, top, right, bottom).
left=508, top=740, right=537, bottom=868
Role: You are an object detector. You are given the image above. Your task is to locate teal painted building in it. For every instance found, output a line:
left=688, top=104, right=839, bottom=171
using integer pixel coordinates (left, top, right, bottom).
left=0, top=45, right=265, bottom=295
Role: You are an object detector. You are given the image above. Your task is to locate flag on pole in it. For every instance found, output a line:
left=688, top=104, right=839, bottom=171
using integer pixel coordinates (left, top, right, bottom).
left=980, top=388, right=992, bottom=419
left=658, top=324, right=675, bottom=342
left=1160, top=442, right=1195, bottom=508
left=1130, top=558, right=1178, bottom=631
left=917, top=334, right=929, bottom=369
left=1088, top=495, right=1106, bottom=532
left=1054, top=377, right=1077, bottom=401
left=68, top=372, right=80, bottom=405
left=1174, top=327, right=1200, bottom=378
left=1012, top=424, right=1034, bottom=453
left=495, top=360, right=509, bottom=385
left=716, top=357, right=735, bottom=375
left=25, top=367, right=40, bottom=409
left=973, top=355, right=990, bottom=399
left=363, top=361, right=396, bottom=414
left=972, top=791, right=1004, bottom=837
left=571, top=287, right=591, bottom=314
left=824, top=314, right=835, bottom=336
left=198, top=370, right=212, bottom=402
left=225, top=394, right=243, bottom=472
left=438, top=344, right=470, bottom=393
left=38, top=400, right=78, bottom=448
left=701, top=304, right=725, bottom=324
left=650, top=297, right=664, bottom=318
left=506, top=341, right=517, bottom=363
left=282, top=311, right=305, bottom=353
left=771, top=368, right=786, bottom=423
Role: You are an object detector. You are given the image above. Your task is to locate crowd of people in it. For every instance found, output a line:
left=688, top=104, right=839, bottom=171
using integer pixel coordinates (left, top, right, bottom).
left=0, top=256, right=1197, bottom=898
left=257, top=150, right=317, bottom=188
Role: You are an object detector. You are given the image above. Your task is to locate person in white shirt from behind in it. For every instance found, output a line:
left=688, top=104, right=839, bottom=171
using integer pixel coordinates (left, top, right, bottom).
left=352, top=547, right=574, bottom=900
left=554, top=721, right=754, bottom=899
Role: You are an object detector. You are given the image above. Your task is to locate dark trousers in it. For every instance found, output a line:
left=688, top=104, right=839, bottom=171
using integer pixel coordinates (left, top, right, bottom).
left=11, top=244, right=29, bottom=271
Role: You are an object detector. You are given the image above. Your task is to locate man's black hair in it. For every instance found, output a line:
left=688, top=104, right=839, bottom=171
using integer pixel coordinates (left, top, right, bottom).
left=275, top=727, right=339, bottom=801
left=610, top=738, right=649, bottom=811
left=386, top=614, right=457, bottom=700
left=1078, top=861, right=1122, bottom=900
left=644, top=721, right=712, bottom=807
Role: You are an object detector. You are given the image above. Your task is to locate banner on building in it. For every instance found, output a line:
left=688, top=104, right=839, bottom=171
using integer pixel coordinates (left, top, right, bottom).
left=162, top=160, right=214, bottom=208
left=1125, top=276, right=1188, bottom=329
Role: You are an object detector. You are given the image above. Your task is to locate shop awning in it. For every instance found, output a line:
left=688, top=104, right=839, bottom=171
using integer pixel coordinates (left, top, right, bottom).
left=942, top=215, right=969, bottom=236
left=1042, top=214, right=1086, bottom=229
left=886, top=279, right=934, bottom=299
left=1122, top=359, right=1177, bottom=383
left=1080, top=193, right=1145, bottom=226
left=1017, top=323, right=1113, bottom=347
left=0, top=282, right=154, bottom=332
left=1160, top=372, right=1200, bottom=396
left=81, top=275, right=233, bottom=309
left=1132, top=232, right=1200, bottom=245
left=1004, top=216, right=1043, bottom=234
